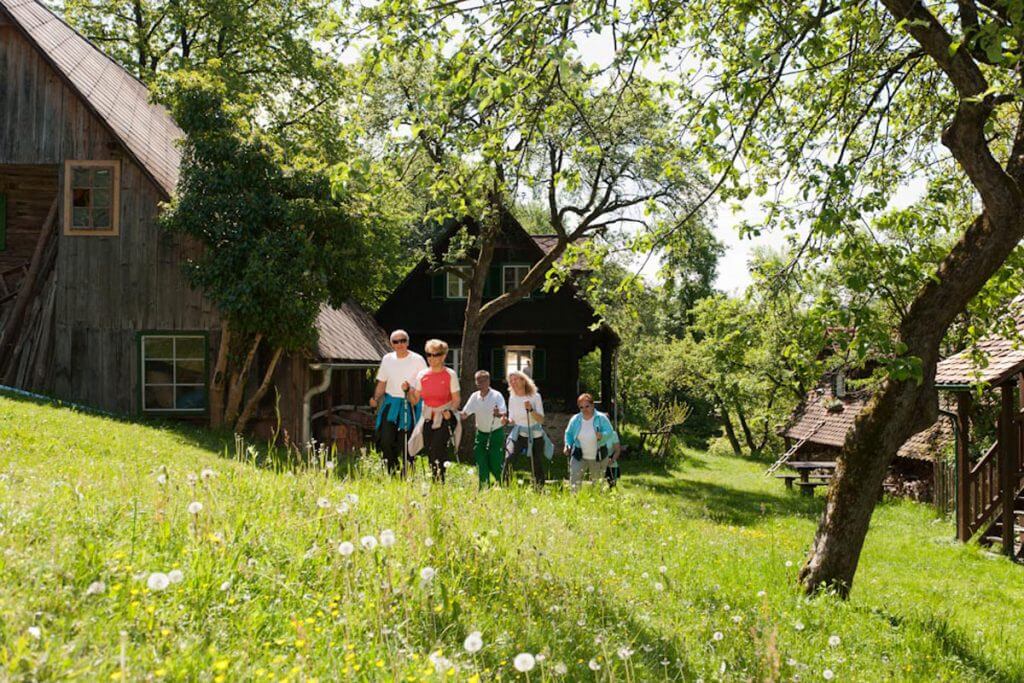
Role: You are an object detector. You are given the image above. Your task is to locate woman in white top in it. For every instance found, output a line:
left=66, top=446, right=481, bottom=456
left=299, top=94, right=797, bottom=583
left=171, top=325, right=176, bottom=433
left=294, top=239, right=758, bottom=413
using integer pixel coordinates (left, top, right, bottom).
left=502, top=370, right=547, bottom=488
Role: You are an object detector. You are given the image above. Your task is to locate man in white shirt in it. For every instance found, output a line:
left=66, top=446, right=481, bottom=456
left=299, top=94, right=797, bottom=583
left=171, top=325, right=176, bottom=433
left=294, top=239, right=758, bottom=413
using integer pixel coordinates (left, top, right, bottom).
left=460, top=370, right=507, bottom=488
left=370, top=329, right=427, bottom=475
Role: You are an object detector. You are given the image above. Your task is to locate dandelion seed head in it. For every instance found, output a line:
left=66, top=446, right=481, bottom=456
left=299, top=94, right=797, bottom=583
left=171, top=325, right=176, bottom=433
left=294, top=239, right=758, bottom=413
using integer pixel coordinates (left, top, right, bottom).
left=530, top=507, right=538, bottom=515
left=147, top=572, right=170, bottom=591
left=795, top=621, right=805, bottom=631
left=220, top=580, right=231, bottom=591
left=187, top=501, right=203, bottom=515
left=336, top=502, right=350, bottom=515
left=420, top=566, right=436, bottom=583
left=338, top=541, right=355, bottom=557
left=588, top=659, right=601, bottom=671
left=659, top=565, right=667, bottom=574
left=156, top=473, right=167, bottom=486
left=424, top=537, right=434, bottom=547
left=785, top=560, right=793, bottom=567
left=554, top=662, right=568, bottom=675
left=380, top=529, right=396, bottom=547
left=200, top=468, right=215, bottom=481
left=823, top=669, right=835, bottom=680
left=85, top=580, right=106, bottom=596
left=617, top=646, right=634, bottom=660
left=712, top=631, right=724, bottom=641
left=167, top=569, right=184, bottom=584
left=513, top=653, right=535, bottom=672
left=317, top=497, right=331, bottom=509
left=27, top=626, right=41, bottom=639
left=360, top=535, right=378, bottom=551
left=828, top=635, right=841, bottom=648
left=654, top=582, right=665, bottom=591
left=463, top=631, right=483, bottom=653
left=345, top=493, right=359, bottom=504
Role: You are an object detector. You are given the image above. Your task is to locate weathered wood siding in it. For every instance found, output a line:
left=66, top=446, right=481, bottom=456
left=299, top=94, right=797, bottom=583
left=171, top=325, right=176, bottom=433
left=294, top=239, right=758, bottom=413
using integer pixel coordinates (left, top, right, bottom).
left=0, top=164, right=57, bottom=271
left=0, top=19, right=218, bottom=413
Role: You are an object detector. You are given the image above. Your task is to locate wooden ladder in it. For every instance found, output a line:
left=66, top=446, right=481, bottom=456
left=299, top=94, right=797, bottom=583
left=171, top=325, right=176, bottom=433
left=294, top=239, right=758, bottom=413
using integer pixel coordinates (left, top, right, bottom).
left=765, top=419, right=827, bottom=476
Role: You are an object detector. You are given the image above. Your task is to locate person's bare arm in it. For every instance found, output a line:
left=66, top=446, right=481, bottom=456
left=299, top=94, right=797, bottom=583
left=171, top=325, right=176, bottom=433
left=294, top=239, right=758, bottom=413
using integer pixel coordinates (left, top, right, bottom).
left=369, top=380, right=386, bottom=408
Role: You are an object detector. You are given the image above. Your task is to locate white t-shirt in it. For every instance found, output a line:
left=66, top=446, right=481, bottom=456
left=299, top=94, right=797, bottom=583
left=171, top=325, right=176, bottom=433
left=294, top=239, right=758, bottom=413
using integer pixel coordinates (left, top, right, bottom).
left=578, top=416, right=599, bottom=460
left=375, top=351, right=427, bottom=398
left=507, top=392, right=544, bottom=426
left=462, top=389, right=507, bottom=433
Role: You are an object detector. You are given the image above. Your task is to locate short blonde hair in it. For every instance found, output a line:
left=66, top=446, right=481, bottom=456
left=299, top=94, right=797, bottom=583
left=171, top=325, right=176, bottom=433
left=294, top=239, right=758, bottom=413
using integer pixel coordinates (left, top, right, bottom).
left=507, top=369, right=538, bottom=396
left=424, top=338, right=449, bottom=355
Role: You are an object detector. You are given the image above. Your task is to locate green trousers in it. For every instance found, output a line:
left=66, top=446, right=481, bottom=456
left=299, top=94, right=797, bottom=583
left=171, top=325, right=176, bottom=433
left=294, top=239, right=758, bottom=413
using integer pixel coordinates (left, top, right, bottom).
left=474, top=428, right=505, bottom=487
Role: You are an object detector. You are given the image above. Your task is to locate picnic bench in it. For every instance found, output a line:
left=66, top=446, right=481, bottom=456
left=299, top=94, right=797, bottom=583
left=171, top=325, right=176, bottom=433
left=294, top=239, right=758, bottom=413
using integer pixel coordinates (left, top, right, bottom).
left=777, top=460, right=836, bottom=497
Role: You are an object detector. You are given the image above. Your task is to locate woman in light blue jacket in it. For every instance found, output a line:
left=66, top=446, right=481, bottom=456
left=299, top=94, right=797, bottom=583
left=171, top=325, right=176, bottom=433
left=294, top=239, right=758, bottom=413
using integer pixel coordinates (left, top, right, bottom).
left=564, top=393, right=620, bottom=492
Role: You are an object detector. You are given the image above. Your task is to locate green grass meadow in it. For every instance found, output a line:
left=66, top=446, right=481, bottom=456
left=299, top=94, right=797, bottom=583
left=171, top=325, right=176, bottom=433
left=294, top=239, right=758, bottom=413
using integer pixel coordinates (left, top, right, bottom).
left=2, top=392, right=1024, bottom=681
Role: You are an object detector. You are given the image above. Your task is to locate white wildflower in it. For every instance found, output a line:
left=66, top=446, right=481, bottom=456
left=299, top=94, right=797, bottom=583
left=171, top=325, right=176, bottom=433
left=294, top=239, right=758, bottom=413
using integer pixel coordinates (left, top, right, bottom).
left=147, top=572, right=170, bottom=591
left=513, top=653, right=535, bottom=672
left=338, top=541, right=355, bottom=557
left=653, top=582, right=665, bottom=591
left=757, top=590, right=767, bottom=597
left=360, top=535, right=378, bottom=551
left=617, top=646, right=634, bottom=660
left=785, top=560, right=793, bottom=567
left=27, top=626, right=41, bottom=639
left=588, top=659, right=601, bottom=671
left=424, top=537, right=435, bottom=547
left=712, top=631, right=724, bottom=642
left=463, top=631, right=483, bottom=653
left=794, top=621, right=805, bottom=631
left=317, top=497, right=331, bottom=509
left=380, top=529, right=396, bottom=547
left=420, top=566, right=436, bottom=583
left=200, top=468, right=215, bottom=481
left=156, top=473, right=167, bottom=486
left=167, top=569, right=184, bottom=584
left=732, top=615, right=742, bottom=623
left=828, top=635, right=841, bottom=648
left=187, top=501, right=203, bottom=515
left=823, top=669, right=835, bottom=680
left=85, top=580, right=106, bottom=596
left=220, top=580, right=231, bottom=591
left=530, top=507, right=538, bottom=515
left=659, top=565, right=667, bottom=574
left=553, top=662, right=568, bottom=675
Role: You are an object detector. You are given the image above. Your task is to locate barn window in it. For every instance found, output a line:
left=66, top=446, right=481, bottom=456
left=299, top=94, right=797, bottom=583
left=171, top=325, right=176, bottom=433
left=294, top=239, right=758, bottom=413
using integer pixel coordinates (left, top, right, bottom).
left=446, top=268, right=470, bottom=299
left=140, top=333, right=207, bottom=413
left=502, top=264, right=531, bottom=295
left=64, top=160, right=120, bottom=236
left=445, top=347, right=461, bottom=376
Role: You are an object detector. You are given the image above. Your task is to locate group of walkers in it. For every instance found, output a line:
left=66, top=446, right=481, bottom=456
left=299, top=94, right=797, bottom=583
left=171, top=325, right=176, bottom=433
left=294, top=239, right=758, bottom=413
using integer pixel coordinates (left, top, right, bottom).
left=369, top=329, right=621, bottom=491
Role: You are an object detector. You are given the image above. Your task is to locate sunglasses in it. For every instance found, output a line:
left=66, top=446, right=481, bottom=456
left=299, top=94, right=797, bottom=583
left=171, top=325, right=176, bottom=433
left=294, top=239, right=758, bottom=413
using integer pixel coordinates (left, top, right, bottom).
left=578, top=403, right=593, bottom=408
left=391, top=338, right=409, bottom=344
left=425, top=351, right=446, bottom=358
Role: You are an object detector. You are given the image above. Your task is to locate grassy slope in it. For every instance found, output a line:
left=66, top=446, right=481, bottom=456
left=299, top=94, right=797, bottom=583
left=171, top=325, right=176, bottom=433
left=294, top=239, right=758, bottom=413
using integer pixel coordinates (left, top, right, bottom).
left=1, top=393, right=1023, bottom=682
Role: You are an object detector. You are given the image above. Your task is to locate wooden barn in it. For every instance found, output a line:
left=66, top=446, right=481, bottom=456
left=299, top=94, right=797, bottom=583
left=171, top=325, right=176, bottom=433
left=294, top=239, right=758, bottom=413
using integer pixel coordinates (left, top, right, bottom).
left=375, top=213, right=620, bottom=417
left=0, top=0, right=386, bottom=447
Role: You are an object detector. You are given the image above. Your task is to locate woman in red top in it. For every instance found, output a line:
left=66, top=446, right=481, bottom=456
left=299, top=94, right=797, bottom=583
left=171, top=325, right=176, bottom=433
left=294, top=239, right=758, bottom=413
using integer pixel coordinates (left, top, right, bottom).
left=408, top=339, right=461, bottom=481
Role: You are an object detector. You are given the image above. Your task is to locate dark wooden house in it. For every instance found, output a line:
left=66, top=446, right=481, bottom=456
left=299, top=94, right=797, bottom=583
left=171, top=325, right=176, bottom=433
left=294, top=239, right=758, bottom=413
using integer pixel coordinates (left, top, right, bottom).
left=0, top=0, right=388, bottom=448
left=375, top=215, right=620, bottom=416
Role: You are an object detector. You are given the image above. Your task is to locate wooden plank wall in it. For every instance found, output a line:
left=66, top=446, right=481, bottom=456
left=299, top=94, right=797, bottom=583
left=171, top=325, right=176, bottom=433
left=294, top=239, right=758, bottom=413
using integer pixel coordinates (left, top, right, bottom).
left=0, top=21, right=219, bottom=414
left=0, top=164, right=57, bottom=271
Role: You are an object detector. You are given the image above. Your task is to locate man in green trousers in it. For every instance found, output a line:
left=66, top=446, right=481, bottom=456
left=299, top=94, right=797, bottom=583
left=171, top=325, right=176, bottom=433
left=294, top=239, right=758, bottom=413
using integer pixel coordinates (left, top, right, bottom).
left=460, top=370, right=507, bottom=487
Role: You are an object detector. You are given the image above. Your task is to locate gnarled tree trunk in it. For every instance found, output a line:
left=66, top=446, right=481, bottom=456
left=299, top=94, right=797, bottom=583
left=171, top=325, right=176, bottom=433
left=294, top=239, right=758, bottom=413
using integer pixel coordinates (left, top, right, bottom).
left=209, top=320, right=231, bottom=428
left=235, top=346, right=284, bottom=434
left=224, top=333, right=262, bottom=427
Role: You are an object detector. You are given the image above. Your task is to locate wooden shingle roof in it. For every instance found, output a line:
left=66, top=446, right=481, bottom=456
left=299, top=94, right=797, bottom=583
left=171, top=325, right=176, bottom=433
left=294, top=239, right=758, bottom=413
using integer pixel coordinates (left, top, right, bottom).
left=315, top=301, right=391, bottom=364
left=1, top=0, right=182, bottom=197
left=935, top=336, right=1024, bottom=388
left=783, top=387, right=953, bottom=461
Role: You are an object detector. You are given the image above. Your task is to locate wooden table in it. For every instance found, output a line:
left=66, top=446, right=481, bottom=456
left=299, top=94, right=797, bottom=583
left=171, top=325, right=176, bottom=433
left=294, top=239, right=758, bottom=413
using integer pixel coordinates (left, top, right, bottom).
left=782, top=461, right=836, bottom=496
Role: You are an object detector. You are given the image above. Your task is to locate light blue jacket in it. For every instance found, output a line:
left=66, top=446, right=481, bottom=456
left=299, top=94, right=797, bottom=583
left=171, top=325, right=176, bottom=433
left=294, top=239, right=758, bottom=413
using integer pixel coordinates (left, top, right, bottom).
left=564, top=411, right=619, bottom=452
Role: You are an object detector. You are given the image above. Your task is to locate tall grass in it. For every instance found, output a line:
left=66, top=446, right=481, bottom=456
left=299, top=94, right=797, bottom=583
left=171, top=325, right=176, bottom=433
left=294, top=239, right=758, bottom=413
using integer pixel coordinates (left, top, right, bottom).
left=1, top=392, right=1023, bottom=681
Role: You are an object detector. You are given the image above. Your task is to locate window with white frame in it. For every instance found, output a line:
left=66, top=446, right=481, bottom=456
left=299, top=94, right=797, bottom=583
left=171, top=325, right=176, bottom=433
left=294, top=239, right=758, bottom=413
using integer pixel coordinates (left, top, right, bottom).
left=446, top=268, right=470, bottom=299
left=504, top=346, right=534, bottom=378
left=65, top=160, right=120, bottom=235
left=502, top=264, right=531, bottom=295
left=141, top=334, right=207, bottom=412
left=445, top=347, right=461, bottom=376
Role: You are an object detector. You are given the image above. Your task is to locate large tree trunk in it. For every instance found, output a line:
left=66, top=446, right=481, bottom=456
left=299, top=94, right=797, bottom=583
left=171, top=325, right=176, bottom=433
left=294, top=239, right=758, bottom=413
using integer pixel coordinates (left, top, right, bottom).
left=209, top=320, right=231, bottom=428
left=798, top=0, right=1024, bottom=597
left=224, top=333, right=262, bottom=427
left=235, top=346, right=283, bottom=434
left=736, top=403, right=758, bottom=454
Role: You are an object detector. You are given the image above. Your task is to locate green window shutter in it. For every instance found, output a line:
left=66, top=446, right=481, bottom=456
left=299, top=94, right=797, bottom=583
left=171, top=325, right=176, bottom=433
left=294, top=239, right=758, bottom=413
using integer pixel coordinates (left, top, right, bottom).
left=0, top=194, right=6, bottom=251
left=491, top=347, right=504, bottom=380
left=533, top=348, right=546, bottom=381
left=483, top=264, right=502, bottom=299
left=431, top=272, right=446, bottom=299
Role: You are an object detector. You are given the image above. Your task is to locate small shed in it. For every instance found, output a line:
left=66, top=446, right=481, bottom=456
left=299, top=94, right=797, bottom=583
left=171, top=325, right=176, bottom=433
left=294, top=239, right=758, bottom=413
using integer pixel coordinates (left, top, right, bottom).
left=256, top=301, right=390, bottom=450
left=781, top=379, right=954, bottom=500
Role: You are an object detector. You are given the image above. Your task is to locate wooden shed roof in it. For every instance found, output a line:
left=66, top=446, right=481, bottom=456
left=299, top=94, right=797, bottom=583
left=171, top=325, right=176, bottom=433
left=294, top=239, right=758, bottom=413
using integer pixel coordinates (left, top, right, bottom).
left=0, top=0, right=182, bottom=197
left=935, top=336, right=1024, bottom=388
left=315, top=301, right=391, bottom=364
left=783, top=387, right=953, bottom=461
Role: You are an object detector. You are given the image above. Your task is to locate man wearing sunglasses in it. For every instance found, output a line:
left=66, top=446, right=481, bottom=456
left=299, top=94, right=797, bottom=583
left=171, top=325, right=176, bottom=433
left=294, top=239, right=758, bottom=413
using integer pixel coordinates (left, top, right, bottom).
left=370, top=330, right=427, bottom=475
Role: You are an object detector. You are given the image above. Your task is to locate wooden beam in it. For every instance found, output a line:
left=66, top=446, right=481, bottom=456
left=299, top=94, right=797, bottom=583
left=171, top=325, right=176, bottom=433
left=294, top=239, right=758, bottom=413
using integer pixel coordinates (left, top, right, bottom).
left=1000, top=383, right=1017, bottom=555
left=955, top=391, right=972, bottom=542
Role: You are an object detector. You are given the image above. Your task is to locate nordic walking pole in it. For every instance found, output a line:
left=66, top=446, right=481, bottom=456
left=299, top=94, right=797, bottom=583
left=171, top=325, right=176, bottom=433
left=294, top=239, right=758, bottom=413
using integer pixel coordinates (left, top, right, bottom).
left=525, top=402, right=538, bottom=490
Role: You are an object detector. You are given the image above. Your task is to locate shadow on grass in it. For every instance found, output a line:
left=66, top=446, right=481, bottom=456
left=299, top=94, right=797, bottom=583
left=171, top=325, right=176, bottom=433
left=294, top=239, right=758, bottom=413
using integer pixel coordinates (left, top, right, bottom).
left=630, top=475, right=824, bottom=526
left=865, top=608, right=1022, bottom=682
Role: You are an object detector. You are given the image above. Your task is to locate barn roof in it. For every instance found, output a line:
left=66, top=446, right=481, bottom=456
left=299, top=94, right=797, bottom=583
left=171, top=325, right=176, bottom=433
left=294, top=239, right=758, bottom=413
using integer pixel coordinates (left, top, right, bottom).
left=0, top=0, right=182, bottom=197
left=782, top=386, right=953, bottom=461
left=315, top=301, right=391, bottom=364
